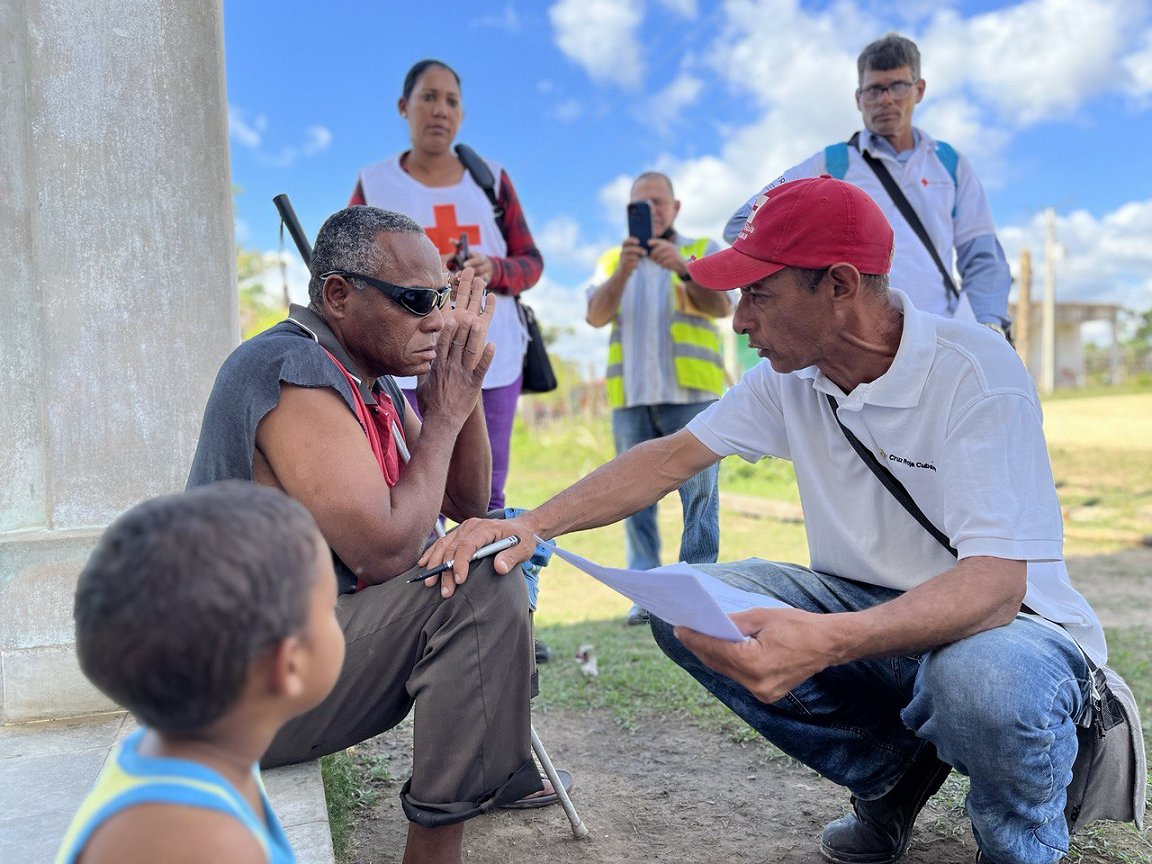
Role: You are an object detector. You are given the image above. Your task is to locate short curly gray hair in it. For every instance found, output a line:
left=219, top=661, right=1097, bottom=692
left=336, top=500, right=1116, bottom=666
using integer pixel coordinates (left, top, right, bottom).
left=308, top=206, right=425, bottom=305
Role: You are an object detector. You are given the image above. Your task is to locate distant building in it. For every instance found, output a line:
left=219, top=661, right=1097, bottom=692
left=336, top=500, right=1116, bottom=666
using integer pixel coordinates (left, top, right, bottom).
left=1011, top=300, right=1123, bottom=389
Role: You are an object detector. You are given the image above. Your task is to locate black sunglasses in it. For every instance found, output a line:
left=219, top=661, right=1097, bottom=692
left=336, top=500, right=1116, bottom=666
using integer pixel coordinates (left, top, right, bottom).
left=319, top=270, right=451, bottom=317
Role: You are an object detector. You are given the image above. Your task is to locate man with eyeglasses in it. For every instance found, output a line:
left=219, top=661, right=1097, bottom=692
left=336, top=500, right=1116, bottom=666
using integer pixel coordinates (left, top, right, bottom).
left=187, top=206, right=549, bottom=864
left=725, top=32, right=1012, bottom=337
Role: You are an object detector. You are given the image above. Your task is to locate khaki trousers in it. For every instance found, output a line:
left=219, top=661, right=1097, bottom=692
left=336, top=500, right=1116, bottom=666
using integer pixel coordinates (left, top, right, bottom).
left=263, top=557, right=542, bottom=826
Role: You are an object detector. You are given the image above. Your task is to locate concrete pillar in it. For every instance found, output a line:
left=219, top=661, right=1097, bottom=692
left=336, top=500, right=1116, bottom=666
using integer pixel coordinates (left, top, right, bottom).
left=1, top=0, right=237, bottom=722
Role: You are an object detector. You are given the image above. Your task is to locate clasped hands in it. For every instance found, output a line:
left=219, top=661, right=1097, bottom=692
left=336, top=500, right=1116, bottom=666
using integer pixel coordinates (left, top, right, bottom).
left=416, top=266, right=495, bottom=421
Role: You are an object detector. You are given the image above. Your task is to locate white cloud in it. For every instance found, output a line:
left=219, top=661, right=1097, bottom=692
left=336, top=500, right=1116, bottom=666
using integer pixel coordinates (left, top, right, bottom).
left=921, top=0, right=1130, bottom=125
left=598, top=174, right=636, bottom=227
left=1122, top=28, right=1152, bottom=99
left=228, top=107, right=333, bottom=167
left=228, top=105, right=267, bottom=149
left=638, top=72, right=704, bottom=133
left=523, top=274, right=608, bottom=375
left=661, top=0, right=874, bottom=230
left=550, top=0, right=645, bottom=88
left=472, top=4, right=522, bottom=33
left=914, top=96, right=1011, bottom=186
left=537, top=215, right=603, bottom=269
left=302, top=126, right=333, bottom=156
left=999, top=199, right=1152, bottom=312
left=656, top=0, right=698, bottom=17
left=711, top=0, right=872, bottom=112
left=550, top=98, right=584, bottom=123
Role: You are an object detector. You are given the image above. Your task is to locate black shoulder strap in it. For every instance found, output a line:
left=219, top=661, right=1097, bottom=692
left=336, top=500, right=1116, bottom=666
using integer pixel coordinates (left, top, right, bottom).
left=849, top=134, right=960, bottom=301
left=454, top=143, right=505, bottom=230
left=824, top=393, right=957, bottom=557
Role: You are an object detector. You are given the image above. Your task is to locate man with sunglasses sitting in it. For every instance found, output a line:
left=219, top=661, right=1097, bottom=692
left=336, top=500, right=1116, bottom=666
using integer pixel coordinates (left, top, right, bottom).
left=725, top=33, right=1012, bottom=338
left=187, top=206, right=546, bottom=864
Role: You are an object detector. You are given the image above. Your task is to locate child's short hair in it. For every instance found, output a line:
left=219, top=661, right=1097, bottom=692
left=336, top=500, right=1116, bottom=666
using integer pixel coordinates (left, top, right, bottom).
left=74, top=481, right=325, bottom=733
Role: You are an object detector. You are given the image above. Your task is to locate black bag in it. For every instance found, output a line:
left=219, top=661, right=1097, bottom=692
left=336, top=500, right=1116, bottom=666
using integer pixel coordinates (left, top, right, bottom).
left=517, top=299, right=557, bottom=393
left=455, top=143, right=557, bottom=395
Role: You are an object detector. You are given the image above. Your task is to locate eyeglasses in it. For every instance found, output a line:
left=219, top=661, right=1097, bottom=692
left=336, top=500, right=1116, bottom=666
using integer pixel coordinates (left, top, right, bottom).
left=858, top=79, right=918, bottom=104
left=319, top=270, right=451, bottom=317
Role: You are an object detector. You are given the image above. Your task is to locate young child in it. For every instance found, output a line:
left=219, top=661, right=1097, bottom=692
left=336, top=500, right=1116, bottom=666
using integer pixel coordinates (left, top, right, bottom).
left=57, top=481, right=346, bottom=864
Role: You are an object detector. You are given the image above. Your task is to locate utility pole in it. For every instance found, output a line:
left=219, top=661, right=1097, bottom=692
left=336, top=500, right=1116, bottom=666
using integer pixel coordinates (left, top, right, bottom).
left=1041, top=208, right=1057, bottom=394
left=1016, top=249, right=1032, bottom=375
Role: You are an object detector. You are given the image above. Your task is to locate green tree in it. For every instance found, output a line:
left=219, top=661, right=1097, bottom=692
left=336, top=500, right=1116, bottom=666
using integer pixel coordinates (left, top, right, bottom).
left=237, top=248, right=286, bottom=340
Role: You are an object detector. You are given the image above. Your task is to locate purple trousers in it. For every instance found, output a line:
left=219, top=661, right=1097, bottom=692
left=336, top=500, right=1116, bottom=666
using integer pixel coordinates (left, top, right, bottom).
left=402, top=375, right=522, bottom=511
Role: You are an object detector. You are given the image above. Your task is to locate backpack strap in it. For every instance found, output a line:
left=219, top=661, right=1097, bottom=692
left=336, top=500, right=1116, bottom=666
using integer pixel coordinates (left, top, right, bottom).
left=933, top=140, right=959, bottom=186
left=454, top=143, right=505, bottom=231
left=933, top=140, right=960, bottom=218
left=823, top=140, right=850, bottom=180
left=851, top=136, right=961, bottom=301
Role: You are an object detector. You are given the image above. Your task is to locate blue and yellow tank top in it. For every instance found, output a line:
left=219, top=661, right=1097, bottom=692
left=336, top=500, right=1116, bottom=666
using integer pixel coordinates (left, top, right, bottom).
left=55, top=728, right=295, bottom=863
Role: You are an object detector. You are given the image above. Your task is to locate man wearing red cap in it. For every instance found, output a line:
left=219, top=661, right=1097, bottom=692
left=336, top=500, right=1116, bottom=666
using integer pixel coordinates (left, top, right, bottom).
left=423, top=177, right=1141, bottom=864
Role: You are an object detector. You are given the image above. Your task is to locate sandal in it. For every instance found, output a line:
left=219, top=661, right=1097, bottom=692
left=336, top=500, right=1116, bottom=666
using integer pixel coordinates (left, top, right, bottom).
left=501, top=769, right=574, bottom=810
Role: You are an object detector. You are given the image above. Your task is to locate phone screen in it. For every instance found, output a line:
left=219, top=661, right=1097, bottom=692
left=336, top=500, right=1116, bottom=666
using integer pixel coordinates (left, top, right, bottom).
left=627, top=201, right=653, bottom=249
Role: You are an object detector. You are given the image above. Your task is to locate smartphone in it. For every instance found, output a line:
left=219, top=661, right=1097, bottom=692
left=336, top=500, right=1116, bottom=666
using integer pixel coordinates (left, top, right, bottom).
left=627, top=201, right=653, bottom=249
left=453, top=233, right=469, bottom=270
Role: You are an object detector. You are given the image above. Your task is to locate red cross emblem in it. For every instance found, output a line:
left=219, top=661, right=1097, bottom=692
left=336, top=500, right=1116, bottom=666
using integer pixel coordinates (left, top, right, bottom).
left=921, top=177, right=929, bottom=187
left=424, top=205, right=480, bottom=254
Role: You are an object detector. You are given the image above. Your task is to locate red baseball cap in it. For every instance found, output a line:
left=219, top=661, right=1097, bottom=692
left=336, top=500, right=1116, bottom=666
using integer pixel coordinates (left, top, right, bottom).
left=688, top=176, right=895, bottom=290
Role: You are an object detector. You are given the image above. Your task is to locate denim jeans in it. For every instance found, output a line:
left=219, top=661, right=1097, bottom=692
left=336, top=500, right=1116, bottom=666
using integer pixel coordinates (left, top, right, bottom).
left=650, top=559, right=1091, bottom=864
left=611, top=402, right=720, bottom=569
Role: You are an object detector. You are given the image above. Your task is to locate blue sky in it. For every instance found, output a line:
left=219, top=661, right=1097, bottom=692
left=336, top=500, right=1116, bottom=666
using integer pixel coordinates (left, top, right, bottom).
left=225, top=0, right=1152, bottom=365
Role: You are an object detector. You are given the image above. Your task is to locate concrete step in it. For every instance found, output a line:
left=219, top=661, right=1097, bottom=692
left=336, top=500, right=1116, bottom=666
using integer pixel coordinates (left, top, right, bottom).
left=0, top=712, right=334, bottom=864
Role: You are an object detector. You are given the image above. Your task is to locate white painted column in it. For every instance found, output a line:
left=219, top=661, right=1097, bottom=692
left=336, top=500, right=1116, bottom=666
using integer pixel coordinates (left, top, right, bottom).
left=0, top=0, right=237, bottom=722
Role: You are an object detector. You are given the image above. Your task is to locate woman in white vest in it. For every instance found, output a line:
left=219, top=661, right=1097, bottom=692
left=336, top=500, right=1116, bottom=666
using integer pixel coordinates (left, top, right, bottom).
left=350, top=59, right=544, bottom=514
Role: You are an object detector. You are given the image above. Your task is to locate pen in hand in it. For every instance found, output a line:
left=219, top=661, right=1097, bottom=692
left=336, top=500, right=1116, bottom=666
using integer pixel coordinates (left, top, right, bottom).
left=408, top=535, right=522, bottom=584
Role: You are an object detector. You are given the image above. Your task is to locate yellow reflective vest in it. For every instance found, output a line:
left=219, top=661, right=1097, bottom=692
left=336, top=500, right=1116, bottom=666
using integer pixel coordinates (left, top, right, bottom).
left=598, top=237, right=726, bottom=409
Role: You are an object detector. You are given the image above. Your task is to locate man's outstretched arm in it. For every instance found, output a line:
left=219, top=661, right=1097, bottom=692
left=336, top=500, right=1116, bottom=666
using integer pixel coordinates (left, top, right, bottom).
left=419, top=428, right=722, bottom=596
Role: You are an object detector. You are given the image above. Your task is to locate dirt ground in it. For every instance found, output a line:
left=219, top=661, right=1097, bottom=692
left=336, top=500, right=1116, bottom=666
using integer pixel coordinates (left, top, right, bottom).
left=343, top=547, right=1152, bottom=864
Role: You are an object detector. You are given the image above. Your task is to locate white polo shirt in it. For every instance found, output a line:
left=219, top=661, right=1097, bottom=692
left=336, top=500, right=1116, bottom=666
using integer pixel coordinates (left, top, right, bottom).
left=688, top=291, right=1105, bottom=664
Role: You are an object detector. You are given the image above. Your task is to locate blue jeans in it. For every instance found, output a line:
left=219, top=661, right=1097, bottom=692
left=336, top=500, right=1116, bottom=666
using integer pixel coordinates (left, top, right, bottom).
left=650, top=560, right=1091, bottom=864
left=611, top=402, right=720, bottom=570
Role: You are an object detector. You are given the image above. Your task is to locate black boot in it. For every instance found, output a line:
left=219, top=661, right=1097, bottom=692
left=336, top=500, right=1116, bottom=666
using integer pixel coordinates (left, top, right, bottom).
left=819, top=744, right=952, bottom=864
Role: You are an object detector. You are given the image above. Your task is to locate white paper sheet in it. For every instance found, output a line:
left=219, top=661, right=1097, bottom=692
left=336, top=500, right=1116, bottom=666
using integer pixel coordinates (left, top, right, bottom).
left=681, top=568, right=791, bottom=615
left=543, top=541, right=789, bottom=642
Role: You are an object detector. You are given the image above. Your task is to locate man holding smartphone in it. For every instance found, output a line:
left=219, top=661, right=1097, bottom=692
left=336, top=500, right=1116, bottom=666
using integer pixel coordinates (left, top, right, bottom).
left=587, top=171, right=733, bottom=624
